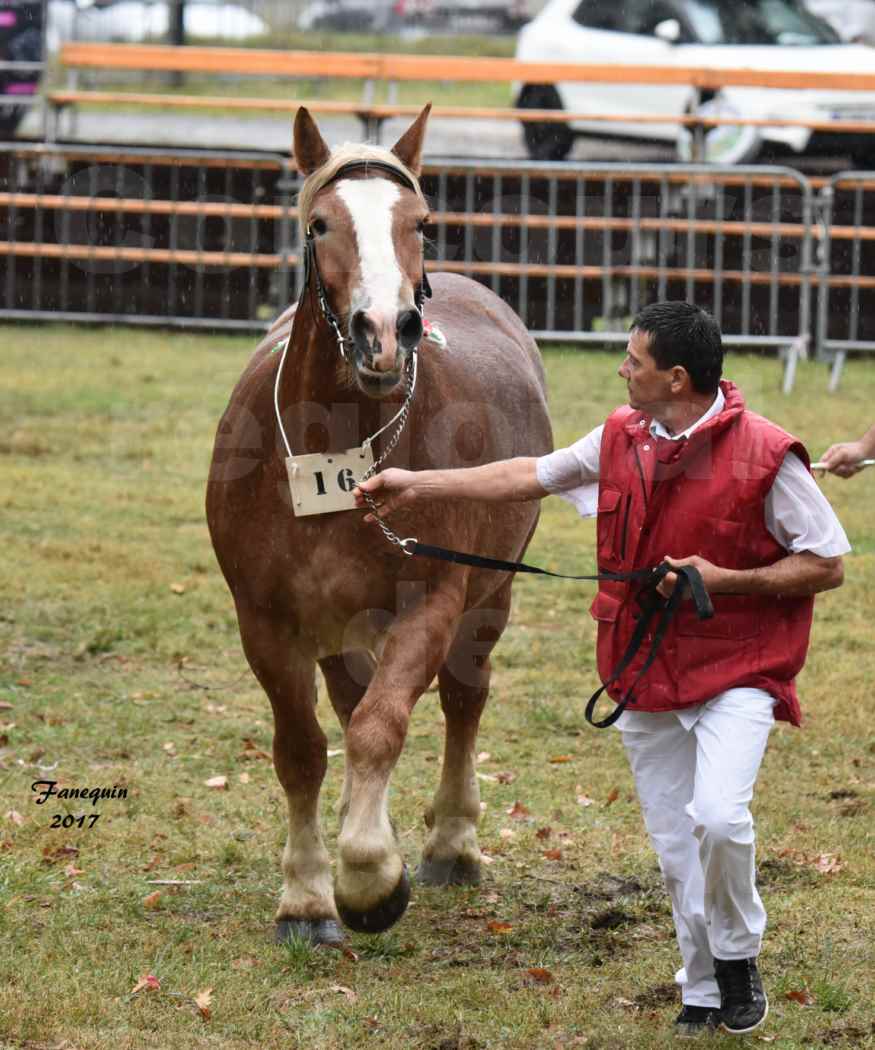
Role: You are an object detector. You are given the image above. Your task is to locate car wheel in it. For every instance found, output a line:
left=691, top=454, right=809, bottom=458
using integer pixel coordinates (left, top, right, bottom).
left=676, top=93, right=761, bottom=166
left=518, top=84, right=574, bottom=162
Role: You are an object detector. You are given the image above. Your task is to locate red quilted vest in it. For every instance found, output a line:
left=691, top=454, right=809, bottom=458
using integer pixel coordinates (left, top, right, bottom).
left=592, top=381, right=813, bottom=726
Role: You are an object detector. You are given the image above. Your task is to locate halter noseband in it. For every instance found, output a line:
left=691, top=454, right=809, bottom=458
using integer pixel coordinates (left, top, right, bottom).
left=301, top=160, right=433, bottom=361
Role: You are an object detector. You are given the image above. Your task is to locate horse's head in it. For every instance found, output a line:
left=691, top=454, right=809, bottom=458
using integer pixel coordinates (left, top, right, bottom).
left=294, top=105, right=432, bottom=399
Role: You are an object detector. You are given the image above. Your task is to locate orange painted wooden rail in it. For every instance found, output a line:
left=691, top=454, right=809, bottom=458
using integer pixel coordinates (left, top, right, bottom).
left=46, top=41, right=875, bottom=145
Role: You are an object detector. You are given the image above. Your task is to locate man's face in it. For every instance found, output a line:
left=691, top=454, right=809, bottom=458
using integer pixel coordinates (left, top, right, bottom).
left=618, top=328, right=672, bottom=414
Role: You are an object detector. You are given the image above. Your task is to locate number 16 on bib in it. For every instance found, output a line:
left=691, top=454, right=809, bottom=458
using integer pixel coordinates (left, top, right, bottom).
left=285, top=446, right=375, bottom=516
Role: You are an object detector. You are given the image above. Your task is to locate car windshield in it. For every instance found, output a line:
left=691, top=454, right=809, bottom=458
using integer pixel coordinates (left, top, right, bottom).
left=682, top=0, right=840, bottom=45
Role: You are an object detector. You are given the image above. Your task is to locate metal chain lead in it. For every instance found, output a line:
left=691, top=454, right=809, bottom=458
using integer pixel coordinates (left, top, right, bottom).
left=356, top=353, right=418, bottom=554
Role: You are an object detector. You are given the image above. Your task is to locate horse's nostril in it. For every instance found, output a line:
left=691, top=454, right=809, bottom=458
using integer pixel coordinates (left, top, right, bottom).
left=351, top=310, right=376, bottom=344
left=397, top=309, right=423, bottom=347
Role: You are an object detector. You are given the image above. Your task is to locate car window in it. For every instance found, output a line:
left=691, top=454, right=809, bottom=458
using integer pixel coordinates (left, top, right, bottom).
left=571, top=0, right=627, bottom=32
left=572, top=0, right=686, bottom=35
left=681, top=0, right=841, bottom=45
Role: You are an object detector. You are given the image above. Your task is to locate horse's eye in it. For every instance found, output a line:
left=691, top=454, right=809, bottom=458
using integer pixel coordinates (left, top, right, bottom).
left=416, top=219, right=427, bottom=234
left=311, top=218, right=327, bottom=236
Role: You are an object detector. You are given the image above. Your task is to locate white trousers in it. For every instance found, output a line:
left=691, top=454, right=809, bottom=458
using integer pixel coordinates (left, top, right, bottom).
left=619, top=688, right=775, bottom=1008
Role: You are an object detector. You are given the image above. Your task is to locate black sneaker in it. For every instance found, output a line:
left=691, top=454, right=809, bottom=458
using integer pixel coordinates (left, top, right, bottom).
left=674, top=1004, right=720, bottom=1038
left=714, top=957, right=769, bottom=1034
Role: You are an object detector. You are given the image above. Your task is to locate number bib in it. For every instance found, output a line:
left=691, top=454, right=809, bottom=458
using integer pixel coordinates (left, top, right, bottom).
left=285, top=445, right=375, bottom=517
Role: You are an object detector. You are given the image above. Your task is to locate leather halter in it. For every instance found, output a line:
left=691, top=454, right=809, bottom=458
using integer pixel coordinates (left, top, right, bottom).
left=300, top=159, right=433, bottom=360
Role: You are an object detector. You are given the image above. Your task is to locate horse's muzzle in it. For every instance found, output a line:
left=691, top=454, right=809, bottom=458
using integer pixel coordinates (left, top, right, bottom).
left=350, top=307, right=422, bottom=394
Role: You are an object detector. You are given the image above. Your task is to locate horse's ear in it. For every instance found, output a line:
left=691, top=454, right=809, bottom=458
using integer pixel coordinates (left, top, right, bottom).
left=293, top=107, right=331, bottom=176
left=390, top=103, right=431, bottom=178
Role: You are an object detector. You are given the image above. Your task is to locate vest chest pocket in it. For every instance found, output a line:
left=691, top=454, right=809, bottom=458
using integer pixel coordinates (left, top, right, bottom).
left=597, top=487, right=628, bottom=569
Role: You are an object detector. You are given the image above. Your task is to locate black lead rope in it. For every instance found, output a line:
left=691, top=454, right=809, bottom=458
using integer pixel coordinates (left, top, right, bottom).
left=406, top=541, right=713, bottom=729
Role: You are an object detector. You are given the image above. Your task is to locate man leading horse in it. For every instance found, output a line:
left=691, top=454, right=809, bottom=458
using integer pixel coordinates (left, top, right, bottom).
left=356, top=300, right=849, bottom=1038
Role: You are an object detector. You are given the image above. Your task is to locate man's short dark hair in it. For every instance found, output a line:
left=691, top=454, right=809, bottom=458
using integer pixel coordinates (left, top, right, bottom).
left=630, top=301, right=723, bottom=395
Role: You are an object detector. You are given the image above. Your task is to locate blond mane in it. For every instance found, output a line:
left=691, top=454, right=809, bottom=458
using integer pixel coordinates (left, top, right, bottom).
left=297, top=143, right=426, bottom=236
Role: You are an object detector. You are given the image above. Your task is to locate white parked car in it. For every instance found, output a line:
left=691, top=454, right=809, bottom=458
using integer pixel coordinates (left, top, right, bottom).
left=47, top=0, right=269, bottom=50
left=515, top=0, right=875, bottom=163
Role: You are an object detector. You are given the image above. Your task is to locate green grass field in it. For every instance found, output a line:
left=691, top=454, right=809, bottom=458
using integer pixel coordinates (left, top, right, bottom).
left=1, top=325, right=873, bottom=1050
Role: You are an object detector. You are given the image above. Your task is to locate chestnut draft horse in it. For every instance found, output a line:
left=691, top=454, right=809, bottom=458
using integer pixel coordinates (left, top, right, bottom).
left=206, top=105, right=552, bottom=945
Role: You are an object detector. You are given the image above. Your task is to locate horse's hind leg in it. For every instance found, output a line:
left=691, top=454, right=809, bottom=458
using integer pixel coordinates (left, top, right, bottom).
left=236, top=605, right=342, bottom=947
left=418, top=592, right=510, bottom=887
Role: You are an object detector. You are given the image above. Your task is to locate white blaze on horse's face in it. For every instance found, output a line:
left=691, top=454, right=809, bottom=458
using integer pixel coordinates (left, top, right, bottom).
left=335, top=177, right=423, bottom=389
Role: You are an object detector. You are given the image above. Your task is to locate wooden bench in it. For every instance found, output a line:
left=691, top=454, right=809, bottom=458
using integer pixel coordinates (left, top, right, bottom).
left=46, top=42, right=875, bottom=150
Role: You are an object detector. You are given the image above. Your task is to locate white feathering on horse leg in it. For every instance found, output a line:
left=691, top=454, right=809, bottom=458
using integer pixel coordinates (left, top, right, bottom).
left=276, top=809, right=337, bottom=922
left=335, top=778, right=403, bottom=912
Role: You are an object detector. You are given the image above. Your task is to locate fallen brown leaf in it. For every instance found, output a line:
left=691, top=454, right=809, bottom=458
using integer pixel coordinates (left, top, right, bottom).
left=525, top=967, right=555, bottom=984
left=330, top=984, right=357, bottom=1003
left=543, top=849, right=563, bottom=861
left=535, top=826, right=552, bottom=840
left=143, top=891, right=162, bottom=910
left=238, top=747, right=271, bottom=761
left=549, top=755, right=573, bottom=764
left=194, top=987, right=213, bottom=1020
left=496, top=770, right=517, bottom=785
left=0, top=701, right=13, bottom=711
left=785, top=988, right=814, bottom=1006
left=131, top=974, right=161, bottom=995
left=605, top=787, right=620, bottom=806
left=42, top=844, right=79, bottom=864
left=170, top=583, right=186, bottom=595
left=507, top=801, right=530, bottom=820
left=232, top=957, right=258, bottom=970
left=487, top=920, right=514, bottom=935
left=813, top=853, right=845, bottom=875
left=64, top=864, right=84, bottom=878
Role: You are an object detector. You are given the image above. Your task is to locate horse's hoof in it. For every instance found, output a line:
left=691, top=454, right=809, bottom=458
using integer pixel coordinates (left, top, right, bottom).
left=416, top=855, right=482, bottom=887
left=335, top=865, right=410, bottom=934
left=275, top=918, right=345, bottom=947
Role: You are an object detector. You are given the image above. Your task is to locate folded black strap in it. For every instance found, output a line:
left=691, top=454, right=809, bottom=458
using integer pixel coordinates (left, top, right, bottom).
left=406, top=541, right=713, bottom=730
left=584, top=563, right=711, bottom=728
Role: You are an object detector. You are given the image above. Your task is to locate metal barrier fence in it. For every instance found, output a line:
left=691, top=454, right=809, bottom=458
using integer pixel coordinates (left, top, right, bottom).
left=1, top=143, right=873, bottom=387
left=0, top=143, right=295, bottom=330
left=815, top=171, right=875, bottom=390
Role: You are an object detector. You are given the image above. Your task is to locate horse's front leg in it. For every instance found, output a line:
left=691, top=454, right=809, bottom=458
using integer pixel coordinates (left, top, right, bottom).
left=236, top=605, right=342, bottom=946
left=419, top=592, right=509, bottom=886
left=333, top=593, right=461, bottom=933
